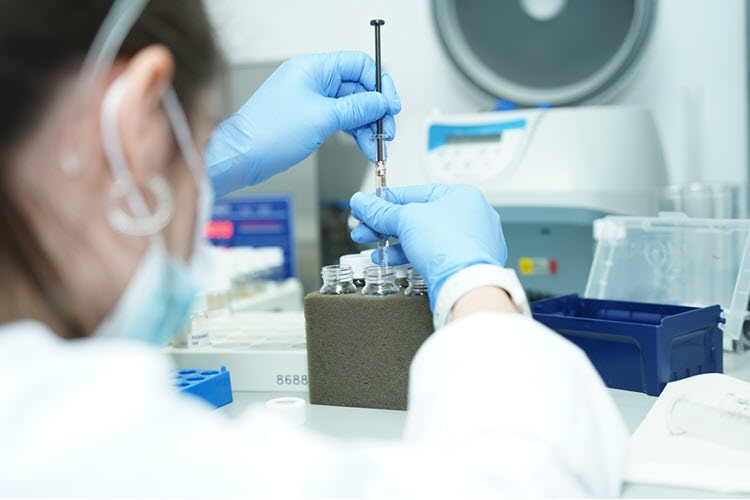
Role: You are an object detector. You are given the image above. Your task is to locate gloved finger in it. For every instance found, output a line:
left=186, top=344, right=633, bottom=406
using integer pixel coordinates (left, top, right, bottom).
left=337, top=80, right=401, bottom=119
left=337, top=81, right=369, bottom=98
left=333, top=92, right=389, bottom=136
left=381, top=114, right=396, bottom=141
left=350, top=221, right=380, bottom=243
left=352, top=129, right=394, bottom=163
left=332, top=51, right=377, bottom=90
left=353, top=128, right=377, bottom=163
left=351, top=112, right=397, bottom=161
left=367, top=243, right=409, bottom=266
left=349, top=191, right=402, bottom=236
left=334, top=51, right=401, bottom=115
left=379, top=71, right=401, bottom=115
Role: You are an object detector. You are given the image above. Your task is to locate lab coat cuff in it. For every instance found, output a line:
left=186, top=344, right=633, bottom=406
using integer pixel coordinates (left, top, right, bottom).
left=432, top=264, right=531, bottom=330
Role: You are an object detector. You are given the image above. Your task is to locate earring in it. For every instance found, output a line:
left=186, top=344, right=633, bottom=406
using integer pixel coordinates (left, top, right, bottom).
left=107, top=175, right=174, bottom=237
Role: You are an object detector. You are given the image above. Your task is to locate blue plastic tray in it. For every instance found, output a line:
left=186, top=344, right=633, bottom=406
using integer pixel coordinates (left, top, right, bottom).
left=531, top=294, right=723, bottom=395
left=174, top=366, right=233, bottom=408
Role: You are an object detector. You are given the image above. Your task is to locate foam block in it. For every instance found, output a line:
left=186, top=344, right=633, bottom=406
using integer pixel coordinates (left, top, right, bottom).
left=304, top=291, right=434, bottom=410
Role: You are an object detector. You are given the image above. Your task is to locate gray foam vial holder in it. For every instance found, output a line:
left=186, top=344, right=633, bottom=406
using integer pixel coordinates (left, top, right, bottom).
left=303, top=291, right=433, bottom=410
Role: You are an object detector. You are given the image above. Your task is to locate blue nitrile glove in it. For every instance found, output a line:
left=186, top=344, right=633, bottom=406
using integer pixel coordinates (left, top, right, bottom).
left=349, top=184, right=507, bottom=310
left=206, top=51, right=401, bottom=198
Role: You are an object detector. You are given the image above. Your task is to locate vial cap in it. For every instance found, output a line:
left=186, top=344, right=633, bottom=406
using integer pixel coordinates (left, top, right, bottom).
left=340, top=252, right=374, bottom=279
left=393, top=263, right=410, bottom=279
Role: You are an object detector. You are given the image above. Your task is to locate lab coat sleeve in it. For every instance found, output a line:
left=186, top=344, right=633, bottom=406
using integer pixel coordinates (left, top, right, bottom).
left=403, top=311, right=629, bottom=497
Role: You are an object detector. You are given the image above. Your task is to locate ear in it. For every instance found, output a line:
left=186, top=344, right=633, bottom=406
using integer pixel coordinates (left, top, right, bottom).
left=116, top=45, right=175, bottom=186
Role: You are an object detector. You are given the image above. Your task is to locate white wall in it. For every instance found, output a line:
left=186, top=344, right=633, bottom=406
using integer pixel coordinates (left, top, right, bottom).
left=619, top=0, right=748, bottom=187
left=205, top=0, right=748, bottom=191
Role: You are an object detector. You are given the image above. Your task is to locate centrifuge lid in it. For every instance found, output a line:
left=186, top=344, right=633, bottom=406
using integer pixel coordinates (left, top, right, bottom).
left=433, top=0, right=656, bottom=106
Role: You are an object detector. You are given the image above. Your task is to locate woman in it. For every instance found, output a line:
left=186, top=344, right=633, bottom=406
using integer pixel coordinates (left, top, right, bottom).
left=0, top=0, right=627, bottom=497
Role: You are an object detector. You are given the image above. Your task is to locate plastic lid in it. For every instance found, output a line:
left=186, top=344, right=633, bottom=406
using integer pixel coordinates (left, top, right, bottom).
left=585, top=213, right=750, bottom=350
left=393, top=263, right=410, bottom=279
left=341, top=252, right=373, bottom=279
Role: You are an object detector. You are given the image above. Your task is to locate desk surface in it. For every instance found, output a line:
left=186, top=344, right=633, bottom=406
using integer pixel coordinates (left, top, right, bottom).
left=215, top=350, right=750, bottom=498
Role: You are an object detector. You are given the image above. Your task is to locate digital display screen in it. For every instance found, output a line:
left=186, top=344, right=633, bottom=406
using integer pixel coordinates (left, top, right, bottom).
left=444, top=134, right=502, bottom=145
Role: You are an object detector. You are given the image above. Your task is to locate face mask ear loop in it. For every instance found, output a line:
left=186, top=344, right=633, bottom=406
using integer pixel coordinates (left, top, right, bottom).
left=83, top=0, right=149, bottom=76
left=61, top=0, right=149, bottom=178
left=102, top=76, right=174, bottom=237
left=161, top=86, right=215, bottom=262
left=161, top=86, right=205, bottom=183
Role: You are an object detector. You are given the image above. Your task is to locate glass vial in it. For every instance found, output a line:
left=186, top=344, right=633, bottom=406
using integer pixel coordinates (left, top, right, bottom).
left=404, top=267, right=428, bottom=296
left=171, top=295, right=210, bottom=348
left=185, top=309, right=210, bottom=348
left=394, top=264, right=410, bottom=289
left=361, top=265, right=400, bottom=297
left=319, top=265, right=357, bottom=295
left=340, top=252, right=371, bottom=288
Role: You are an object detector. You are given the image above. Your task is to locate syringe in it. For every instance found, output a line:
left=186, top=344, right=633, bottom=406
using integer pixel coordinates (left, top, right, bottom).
left=370, top=19, right=389, bottom=268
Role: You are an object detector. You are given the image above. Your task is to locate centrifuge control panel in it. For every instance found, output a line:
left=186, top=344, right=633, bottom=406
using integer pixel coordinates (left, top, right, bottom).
left=425, top=117, right=528, bottom=183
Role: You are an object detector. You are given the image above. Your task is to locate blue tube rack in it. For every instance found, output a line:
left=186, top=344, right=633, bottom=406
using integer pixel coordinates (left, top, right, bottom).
left=531, top=294, right=724, bottom=396
left=174, top=366, right=233, bottom=408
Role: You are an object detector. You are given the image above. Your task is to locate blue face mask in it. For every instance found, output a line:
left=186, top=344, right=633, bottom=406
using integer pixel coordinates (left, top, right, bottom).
left=94, top=239, right=199, bottom=345
left=93, top=75, right=214, bottom=346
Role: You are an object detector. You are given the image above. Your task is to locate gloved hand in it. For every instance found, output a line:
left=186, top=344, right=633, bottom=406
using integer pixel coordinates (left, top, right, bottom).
left=205, top=51, right=401, bottom=198
left=350, top=184, right=507, bottom=310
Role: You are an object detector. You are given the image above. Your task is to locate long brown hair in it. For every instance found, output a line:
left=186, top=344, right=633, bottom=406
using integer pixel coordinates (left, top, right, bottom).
left=0, top=0, right=221, bottom=338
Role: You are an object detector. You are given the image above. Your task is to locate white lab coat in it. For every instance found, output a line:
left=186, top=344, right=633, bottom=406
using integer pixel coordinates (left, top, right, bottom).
left=0, top=312, right=627, bottom=498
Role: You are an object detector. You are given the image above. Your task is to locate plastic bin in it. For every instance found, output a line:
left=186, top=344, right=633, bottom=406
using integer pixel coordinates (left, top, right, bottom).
left=585, top=214, right=750, bottom=351
left=532, top=294, right=723, bottom=395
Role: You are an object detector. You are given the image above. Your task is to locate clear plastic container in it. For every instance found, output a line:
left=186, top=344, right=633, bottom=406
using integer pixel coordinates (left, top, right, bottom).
left=668, top=393, right=750, bottom=452
left=585, top=213, right=750, bottom=351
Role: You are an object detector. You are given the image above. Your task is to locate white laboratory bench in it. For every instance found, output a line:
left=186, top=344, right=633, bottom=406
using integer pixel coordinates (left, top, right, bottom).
left=214, top=350, right=750, bottom=498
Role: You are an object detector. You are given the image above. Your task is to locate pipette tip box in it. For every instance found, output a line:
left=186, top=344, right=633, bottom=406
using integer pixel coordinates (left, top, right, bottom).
left=174, top=366, right=233, bottom=408
left=531, top=294, right=723, bottom=396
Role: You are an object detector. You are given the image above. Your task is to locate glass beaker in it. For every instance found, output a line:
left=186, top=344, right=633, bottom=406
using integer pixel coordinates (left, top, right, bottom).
left=661, top=183, right=742, bottom=218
